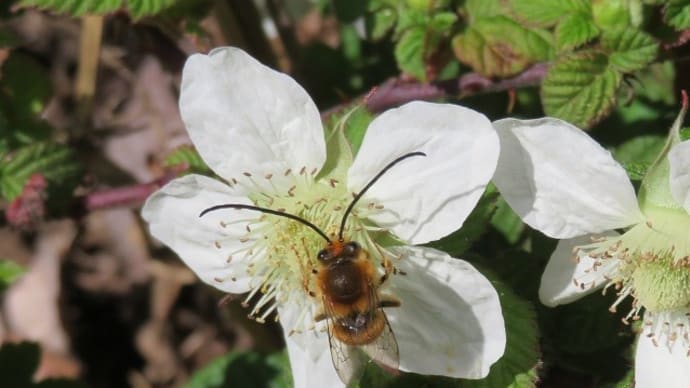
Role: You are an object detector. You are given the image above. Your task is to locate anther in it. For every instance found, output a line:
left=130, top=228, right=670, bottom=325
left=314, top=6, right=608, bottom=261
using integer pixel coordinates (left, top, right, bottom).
left=300, top=166, right=306, bottom=175
left=243, top=172, right=252, bottom=177
left=265, top=173, right=273, bottom=180
left=310, top=167, right=317, bottom=175
left=284, top=168, right=292, bottom=176
left=329, top=179, right=338, bottom=187
left=214, top=241, right=221, bottom=249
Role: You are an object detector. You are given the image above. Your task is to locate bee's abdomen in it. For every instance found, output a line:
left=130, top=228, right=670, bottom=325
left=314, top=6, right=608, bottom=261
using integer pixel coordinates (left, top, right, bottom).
left=332, top=310, right=386, bottom=346
left=324, top=262, right=362, bottom=304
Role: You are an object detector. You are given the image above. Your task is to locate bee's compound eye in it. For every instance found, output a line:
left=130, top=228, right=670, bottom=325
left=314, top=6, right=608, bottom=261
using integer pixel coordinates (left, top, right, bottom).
left=317, top=249, right=330, bottom=262
left=344, top=241, right=360, bottom=256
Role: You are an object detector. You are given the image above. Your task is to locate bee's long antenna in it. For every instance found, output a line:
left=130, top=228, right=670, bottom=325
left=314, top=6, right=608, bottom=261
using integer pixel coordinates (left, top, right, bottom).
left=338, top=151, right=426, bottom=241
left=200, top=204, right=331, bottom=243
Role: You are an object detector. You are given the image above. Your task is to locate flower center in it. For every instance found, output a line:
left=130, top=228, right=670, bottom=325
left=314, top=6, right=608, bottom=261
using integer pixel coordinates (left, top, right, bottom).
left=574, top=205, right=690, bottom=321
left=230, top=171, right=390, bottom=332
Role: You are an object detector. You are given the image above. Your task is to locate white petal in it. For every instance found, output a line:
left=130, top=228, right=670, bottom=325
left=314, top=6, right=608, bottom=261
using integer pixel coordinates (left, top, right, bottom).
left=493, top=118, right=644, bottom=239
left=669, top=140, right=690, bottom=213
left=539, top=233, right=620, bottom=307
left=179, top=47, right=325, bottom=189
left=348, top=102, right=499, bottom=244
left=141, top=174, right=257, bottom=293
left=635, top=329, right=690, bottom=388
left=384, top=246, right=505, bottom=378
left=280, top=304, right=344, bottom=388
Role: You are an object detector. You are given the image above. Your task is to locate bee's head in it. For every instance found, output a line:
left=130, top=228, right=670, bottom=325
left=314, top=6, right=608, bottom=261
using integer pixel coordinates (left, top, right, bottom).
left=318, top=240, right=360, bottom=263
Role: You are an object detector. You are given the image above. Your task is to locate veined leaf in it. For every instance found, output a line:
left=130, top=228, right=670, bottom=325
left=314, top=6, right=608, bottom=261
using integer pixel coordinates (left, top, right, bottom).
left=665, top=0, right=690, bottom=29
left=510, top=0, right=590, bottom=27
left=602, top=28, right=658, bottom=73
left=19, top=0, right=178, bottom=18
left=541, top=52, right=621, bottom=128
left=0, top=142, right=81, bottom=200
left=592, top=0, right=637, bottom=29
left=452, top=16, right=552, bottom=77
left=394, top=27, right=427, bottom=80
left=464, top=0, right=504, bottom=20
left=555, top=12, right=600, bottom=51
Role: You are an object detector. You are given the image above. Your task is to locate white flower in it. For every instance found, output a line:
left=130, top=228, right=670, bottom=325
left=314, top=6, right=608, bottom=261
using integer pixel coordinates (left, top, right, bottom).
left=492, top=108, right=690, bottom=388
left=141, top=47, right=506, bottom=387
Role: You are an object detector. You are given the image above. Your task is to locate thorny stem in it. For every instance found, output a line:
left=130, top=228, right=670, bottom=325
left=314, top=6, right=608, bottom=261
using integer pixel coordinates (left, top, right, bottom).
left=81, top=64, right=548, bottom=211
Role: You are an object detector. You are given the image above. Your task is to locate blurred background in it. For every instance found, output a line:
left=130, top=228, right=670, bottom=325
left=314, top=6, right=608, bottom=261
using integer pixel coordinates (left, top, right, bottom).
left=0, top=0, right=689, bottom=387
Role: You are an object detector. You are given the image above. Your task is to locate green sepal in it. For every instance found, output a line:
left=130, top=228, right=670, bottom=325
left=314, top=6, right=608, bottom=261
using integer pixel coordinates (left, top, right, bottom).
left=639, top=99, right=687, bottom=210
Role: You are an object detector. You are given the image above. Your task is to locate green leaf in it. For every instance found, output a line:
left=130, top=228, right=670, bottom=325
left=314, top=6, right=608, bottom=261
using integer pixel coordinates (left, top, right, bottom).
left=592, top=0, right=636, bottom=29
left=426, top=191, right=498, bottom=257
left=510, top=0, right=590, bottom=27
left=457, top=268, right=540, bottom=388
left=164, top=146, right=211, bottom=175
left=429, top=12, right=457, bottom=32
left=602, top=28, right=658, bottom=73
left=555, top=12, right=600, bottom=51
left=19, top=0, right=178, bottom=18
left=19, top=0, right=123, bottom=15
left=394, top=27, right=427, bottom=80
left=464, top=0, right=504, bottom=20
left=0, top=259, right=25, bottom=291
left=0, top=142, right=82, bottom=201
left=127, top=0, right=178, bottom=18
left=184, top=351, right=290, bottom=388
left=367, top=6, right=397, bottom=40
left=665, top=0, right=690, bottom=29
left=452, top=16, right=553, bottom=77
left=541, top=52, right=621, bottom=128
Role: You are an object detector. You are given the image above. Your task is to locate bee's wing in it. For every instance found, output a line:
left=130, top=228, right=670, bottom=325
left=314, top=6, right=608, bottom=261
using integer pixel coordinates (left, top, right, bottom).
left=362, top=282, right=399, bottom=370
left=326, top=321, right=368, bottom=385
left=323, top=297, right=368, bottom=385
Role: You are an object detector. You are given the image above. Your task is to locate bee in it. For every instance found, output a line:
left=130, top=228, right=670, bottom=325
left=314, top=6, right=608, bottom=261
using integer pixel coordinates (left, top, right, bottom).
left=200, top=151, right=426, bottom=384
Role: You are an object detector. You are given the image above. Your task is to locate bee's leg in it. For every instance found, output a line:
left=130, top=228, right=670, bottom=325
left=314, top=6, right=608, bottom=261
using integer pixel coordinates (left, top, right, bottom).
left=378, top=294, right=401, bottom=308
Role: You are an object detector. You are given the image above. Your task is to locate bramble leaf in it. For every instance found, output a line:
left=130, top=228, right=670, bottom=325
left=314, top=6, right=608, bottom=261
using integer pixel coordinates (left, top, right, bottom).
left=510, top=0, right=590, bottom=27
left=555, top=12, right=600, bottom=51
left=0, top=142, right=81, bottom=201
left=452, top=16, right=552, bottom=77
left=19, top=0, right=178, bottom=18
left=665, top=0, right=690, bottom=29
left=394, top=27, right=427, bottom=80
left=602, top=28, right=658, bottom=73
left=541, top=52, right=621, bottom=128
